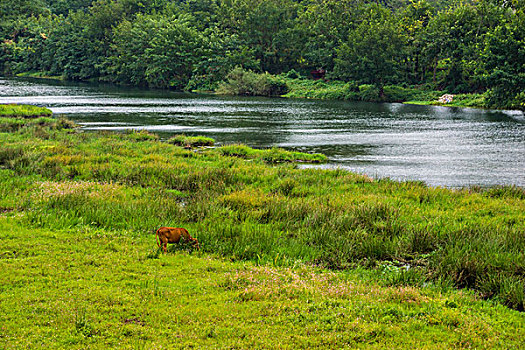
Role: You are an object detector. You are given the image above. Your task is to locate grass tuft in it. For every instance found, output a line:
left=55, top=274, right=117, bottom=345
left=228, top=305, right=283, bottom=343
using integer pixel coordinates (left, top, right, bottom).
left=168, top=134, right=215, bottom=147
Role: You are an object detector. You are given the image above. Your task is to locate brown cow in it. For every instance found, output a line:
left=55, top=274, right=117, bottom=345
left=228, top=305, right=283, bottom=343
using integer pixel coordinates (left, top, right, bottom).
left=155, top=227, right=200, bottom=252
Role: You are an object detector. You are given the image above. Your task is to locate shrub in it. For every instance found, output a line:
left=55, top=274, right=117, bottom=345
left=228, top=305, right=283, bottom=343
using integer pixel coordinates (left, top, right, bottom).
left=282, top=69, right=303, bottom=79
left=359, top=84, right=380, bottom=101
left=383, top=85, right=418, bottom=102
left=217, top=67, right=289, bottom=97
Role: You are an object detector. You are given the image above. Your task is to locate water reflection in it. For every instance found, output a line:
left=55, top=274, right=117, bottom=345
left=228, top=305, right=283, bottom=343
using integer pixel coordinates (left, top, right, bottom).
left=1, top=77, right=524, bottom=188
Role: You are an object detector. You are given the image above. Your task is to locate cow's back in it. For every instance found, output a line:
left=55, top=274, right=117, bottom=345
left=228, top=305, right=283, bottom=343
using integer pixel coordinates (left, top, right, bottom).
left=157, top=227, right=187, bottom=243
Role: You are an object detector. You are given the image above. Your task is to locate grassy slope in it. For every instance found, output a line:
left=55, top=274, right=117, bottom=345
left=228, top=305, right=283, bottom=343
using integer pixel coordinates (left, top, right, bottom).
left=1, top=217, right=524, bottom=349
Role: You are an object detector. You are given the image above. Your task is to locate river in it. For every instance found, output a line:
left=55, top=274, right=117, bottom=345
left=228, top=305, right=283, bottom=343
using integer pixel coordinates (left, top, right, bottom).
left=1, top=77, right=524, bottom=188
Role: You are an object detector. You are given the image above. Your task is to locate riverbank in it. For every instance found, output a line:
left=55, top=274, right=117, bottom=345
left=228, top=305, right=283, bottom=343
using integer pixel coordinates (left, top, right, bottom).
left=1, top=112, right=524, bottom=346
left=280, top=78, right=492, bottom=110
left=215, top=70, right=504, bottom=111
left=16, top=71, right=65, bottom=80
left=7, top=72, right=508, bottom=112
left=1, top=113, right=524, bottom=308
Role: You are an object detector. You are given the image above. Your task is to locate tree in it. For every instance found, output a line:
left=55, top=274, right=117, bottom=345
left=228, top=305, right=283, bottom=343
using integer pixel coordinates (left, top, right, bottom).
left=217, top=0, right=300, bottom=73
left=334, top=5, right=404, bottom=97
left=399, top=0, right=436, bottom=84
left=481, top=9, right=525, bottom=109
left=420, top=1, right=504, bottom=92
left=108, top=13, right=209, bottom=89
left=296, top=0, right=364, bottom=72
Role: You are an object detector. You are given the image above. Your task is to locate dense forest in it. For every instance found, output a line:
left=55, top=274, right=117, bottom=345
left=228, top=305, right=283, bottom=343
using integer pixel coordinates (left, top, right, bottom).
left=1, top=0, right=524, bottom=109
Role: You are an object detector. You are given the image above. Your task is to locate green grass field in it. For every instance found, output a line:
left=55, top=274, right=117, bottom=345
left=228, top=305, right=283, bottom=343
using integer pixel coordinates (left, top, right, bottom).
left=1, top=217, right=524, bottom=349
left=1, top=112, right=524, bottom=348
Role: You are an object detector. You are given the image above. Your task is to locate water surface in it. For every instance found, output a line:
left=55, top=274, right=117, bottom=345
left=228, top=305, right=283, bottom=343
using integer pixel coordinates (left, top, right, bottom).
left=1, top=77, right=524, bottom=188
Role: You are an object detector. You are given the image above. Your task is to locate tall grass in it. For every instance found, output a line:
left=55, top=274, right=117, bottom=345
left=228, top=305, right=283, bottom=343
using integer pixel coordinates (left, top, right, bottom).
left=168, top=134, right=215, bottom=147
left=1, top=118, right=524, bottom=310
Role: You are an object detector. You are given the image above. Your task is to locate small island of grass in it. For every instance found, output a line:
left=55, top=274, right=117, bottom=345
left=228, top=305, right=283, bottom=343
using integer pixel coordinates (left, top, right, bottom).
left=0, top=104, right=78, bottom=132
left=0, top=104, right=52, bottom=118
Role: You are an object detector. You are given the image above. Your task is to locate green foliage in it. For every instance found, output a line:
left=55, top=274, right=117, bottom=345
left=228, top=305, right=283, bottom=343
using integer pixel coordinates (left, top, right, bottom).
left=282, top=78, right=446, bottom=104
left=481, top=10, right=525, bottom=110
left=359, top=84, right=381, bottom=102
left=334, top=5, right=404, bottom=95
left=1, top=0, right=524, bottom=108
left=217, top=67, right=288, bottom=96
left=283, top=79, right=357, bottom=100
left=216, top=0, right=302, bottom=73
left=108, top=13, right=209, bottom=89
left=296, top=0, right=364, bottom=72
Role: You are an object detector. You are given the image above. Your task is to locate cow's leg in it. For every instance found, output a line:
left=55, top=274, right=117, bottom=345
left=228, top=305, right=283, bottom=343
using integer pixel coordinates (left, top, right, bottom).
left=158, top=236, right=168, bottom=253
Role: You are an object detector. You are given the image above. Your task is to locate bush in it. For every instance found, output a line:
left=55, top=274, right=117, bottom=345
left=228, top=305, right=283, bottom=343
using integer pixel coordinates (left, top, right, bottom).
left=282, top=69, right=303, bottom=79
left=217, top=67, right=289, bottom=97
left=383, top=85, right=418, bottom=102
left=359, top=84, right=380, bottom=101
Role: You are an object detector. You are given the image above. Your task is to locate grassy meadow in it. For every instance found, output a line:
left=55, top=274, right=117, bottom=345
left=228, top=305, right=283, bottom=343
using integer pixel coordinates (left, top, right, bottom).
left=1, top=105, right=524, bottom=348
left=2, top=218, right=524, bottom=349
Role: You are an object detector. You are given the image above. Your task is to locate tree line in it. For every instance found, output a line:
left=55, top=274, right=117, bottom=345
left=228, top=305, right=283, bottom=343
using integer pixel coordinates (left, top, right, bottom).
left=1, top=0, right=524, bottom=109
